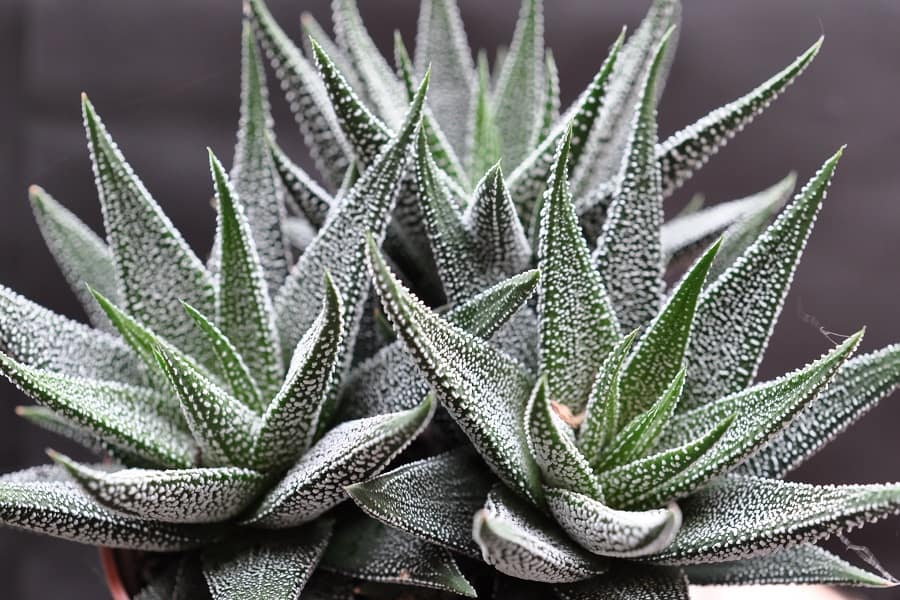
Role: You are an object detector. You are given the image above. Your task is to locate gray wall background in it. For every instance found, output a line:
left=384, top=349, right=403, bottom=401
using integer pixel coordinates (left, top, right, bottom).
left=1, top=0, right=899, bottom=597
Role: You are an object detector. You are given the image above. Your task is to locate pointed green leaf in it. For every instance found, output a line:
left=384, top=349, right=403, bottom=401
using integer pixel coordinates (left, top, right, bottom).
left=467, top=51, right=502, bottom=181
left=598, top=414, right=733, bottom=510
left=246, top=0, right=351, bottom=187
left=597, top=368, right=685, bottom=471
left=332, top=0, right=407, bottom=128
left=252, top=275, right=344, bottom=471
left=683, top=149, right=843, bottom=410
left=555, top=566, right=688, bottom=599
left=153, top=344, right=258, bottom=469
left=536, top=51, right=560, bottom=144
left=414, top=0, right=475, bottom=158
left=340, top=268, right=538, bottom=420
left=684, top=543, right=896, bottom=588
left=463, top=163, right=531, bottom=278
left=28, top=185, right=119, bottom=331
left=0, top=284, right=146, bottom=384
left=182, top=301, right=262, bottom=412
left=50, top=451, right=265, bottom=524
left=546, top=487, right=681, bottom=558
left=652, top=331, right=863, bottom=506
left=202, top=521, right=331, bottom=599
left=0, top=465, right=216, bottom=550
left=230, top=23, right=290, bottom=294
left=619, top=239, right=719, bottom=421
left=570, top=0, right=680, bottom=198
left=322, top=514, right=476, bottom=597
left=301, top=11, right=365, bottom=103
left=415, top=130, right=486, bottom=302
left=492, top=0, right=544, bottom=169
left=592, top=30, right=672, bottom=331
left=741, top=343, right=900, bottom=478
left=246, top=396, right=434, bottom=528
left=525, top=377, right=603, bottom=500
left=0, top=353, right=196, bottom=468
left=81, top=94, right=216, bottom=367
left=210, top=151, right=283, bottom=402
left=658, top=38, right=821, bottom=197
left=268, top=136, right=332, bottom=230
left=367, top=238, right=543, bottom=505
left=274, top=72, right=427, bottom=359
left=654, top=475, right=900, bottom=564
left=538, top=130, right=620, bottom=412
left=660, top=173, right=795, bottom=268
left=347, top=448, right=493, bottom=558
left=508, top=30, right=623, bottom=227
left=16, top=406, right=159, bottom=469
left=473, top=485, right=608, bottom=583
left=577, top=330, right=638, bottom=463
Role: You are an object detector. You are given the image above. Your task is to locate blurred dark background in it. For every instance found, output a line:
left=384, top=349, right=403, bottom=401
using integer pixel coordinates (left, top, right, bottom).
left=1, top=0, right=899, bottom=597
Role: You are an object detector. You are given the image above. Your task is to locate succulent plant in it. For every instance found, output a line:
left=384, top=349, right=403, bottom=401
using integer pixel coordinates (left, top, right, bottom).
left=2, top=0, right=899, bottom=598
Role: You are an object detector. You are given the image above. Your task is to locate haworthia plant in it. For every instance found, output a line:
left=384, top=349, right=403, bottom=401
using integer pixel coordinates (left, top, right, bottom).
left=1, top=0, right=898, bottom=598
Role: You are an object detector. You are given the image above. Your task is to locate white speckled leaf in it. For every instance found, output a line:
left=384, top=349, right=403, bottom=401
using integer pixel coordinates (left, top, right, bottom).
left=492, top=0, right=543, bottom=170
left=246, top=0, right=350, bottom=188
left=153, top=344, right=258, bottom=469
left=415, top=0, right=474, bottom=158
left=321, top=514, right=476, bottom=597
left=332, top=0, right=407, bottom=128
left=596, top=368, right=685, bottom=471
left=598, top=414, right=733, bottom=511
left=367, top=238, right=543, bottom=505
left=395, top=31, right=467, bottom=187
left=340, top=269, right=538, bottom=420
left=657, top=38, right=821, bottom=198
left=571, top=0, right=680, bottom=200
left=274, top=73, right=426, bottom=361
left=525, top=377, right=602, bottom=500
left=0, top=353, right=196, bottom=468
left=577, top=330, right=638, bottom=463
left=229, top=23, right=290, bottom=295
left=253, top=275, right=344, bottom=471
left=202, top=521, right=331, bottom=600
left=536, top=51, right=560, bottom=144
left=473, top=485, right=608, bottom=583
left=660, top=173, right=794, bottom=267
left=684, top=543, right=896, bottom=587
left=28, top=185, right=119, bottom=332
left=463, top=164, right=532, bottom=278
left=16, top=406, right=161, bottom=469
left=538, top=130, right=620, bottom=412
left=246, top=396, right=434, bottom=528
left=467, top=51, right=502, bottom=182
left=651, top=331, right=862, bottom=506
left=683, top=149, right=843, bottom=410
left=507, top=30, right=623, bottom=227
left=741, top=343, right=900, bottom=479
left=81, top=95, right=217, bottom=368
left=653, top=475, right=900, bottom=564
left=618, top=240, right=718, bottom=422
left=182, top=302, right=262, bottom=413
left=546, top=487, right=681, bottom=558
left=555, top=565, right=688, bottom=599
left=347, top=448, right=493, bottom=558
left=0, top=465, right=216, bottom=550
left=50, top=451, right=266, bottom=524
left=268, top=137, right=333, bottom=229
left=592, top=30, right=671, bottom=332
left=0, top=284, right=146, bottom=384
left=210, top=152, right=283, bottom=402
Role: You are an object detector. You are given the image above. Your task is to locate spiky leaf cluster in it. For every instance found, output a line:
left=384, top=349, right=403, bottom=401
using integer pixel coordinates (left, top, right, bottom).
left=2, top=0, right=899, bottom=599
